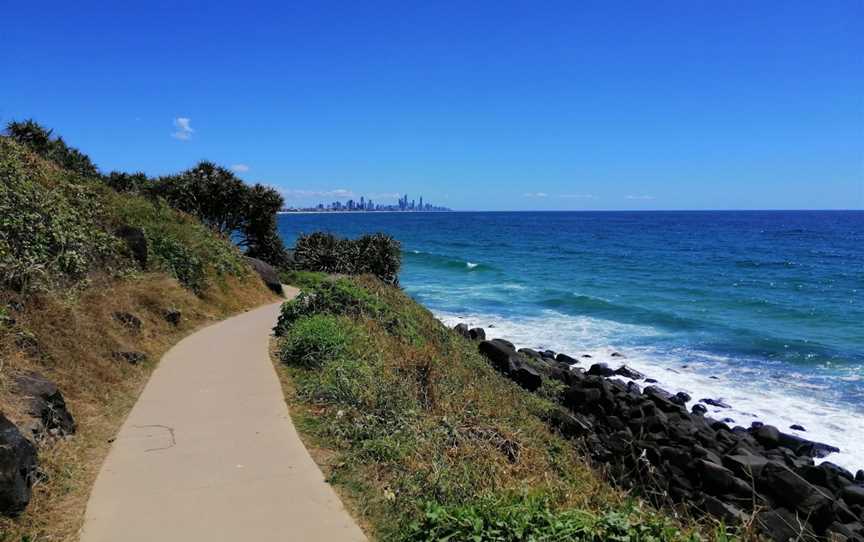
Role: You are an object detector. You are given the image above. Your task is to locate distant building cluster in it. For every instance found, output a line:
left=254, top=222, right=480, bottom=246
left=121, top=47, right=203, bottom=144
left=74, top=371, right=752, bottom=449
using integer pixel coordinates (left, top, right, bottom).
left=282, top=194, right=451, bottom=213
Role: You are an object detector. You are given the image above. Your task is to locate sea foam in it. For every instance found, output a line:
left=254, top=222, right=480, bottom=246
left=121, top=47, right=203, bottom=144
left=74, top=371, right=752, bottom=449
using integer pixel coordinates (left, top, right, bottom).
left=437, top=309, right=864, bottom=472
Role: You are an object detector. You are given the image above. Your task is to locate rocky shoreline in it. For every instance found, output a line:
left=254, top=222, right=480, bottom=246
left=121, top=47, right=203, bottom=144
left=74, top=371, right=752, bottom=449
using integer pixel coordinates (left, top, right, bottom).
left=453, top=323, right=864, bottom=542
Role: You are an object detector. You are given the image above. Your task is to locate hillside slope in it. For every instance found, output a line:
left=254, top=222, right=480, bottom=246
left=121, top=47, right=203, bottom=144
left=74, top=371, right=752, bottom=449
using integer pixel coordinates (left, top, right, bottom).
left=0, top=136, right=277, bottom=540
left=271, top=273, right=713, bottom=541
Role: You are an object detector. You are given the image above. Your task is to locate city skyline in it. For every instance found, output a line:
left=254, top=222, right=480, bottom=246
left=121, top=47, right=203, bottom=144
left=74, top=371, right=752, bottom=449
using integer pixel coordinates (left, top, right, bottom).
left=282, top=193, right=451, bottom=213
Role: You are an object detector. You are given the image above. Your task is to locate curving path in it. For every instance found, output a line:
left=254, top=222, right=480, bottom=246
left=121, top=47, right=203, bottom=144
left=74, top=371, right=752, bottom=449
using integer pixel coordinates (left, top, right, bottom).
left=80, top=288, right=367, bottom=542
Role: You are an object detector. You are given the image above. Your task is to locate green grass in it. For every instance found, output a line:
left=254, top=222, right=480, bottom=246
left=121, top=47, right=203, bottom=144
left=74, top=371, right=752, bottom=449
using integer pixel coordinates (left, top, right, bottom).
left=275, top=275, right=721, bottom=541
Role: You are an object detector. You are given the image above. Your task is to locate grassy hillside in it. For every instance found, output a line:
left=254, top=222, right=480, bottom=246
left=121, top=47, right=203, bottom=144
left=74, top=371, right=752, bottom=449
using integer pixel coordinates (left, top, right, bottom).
left=0, top=135, right=277, bottom=540
left=272, top=273, right=720, bottom=541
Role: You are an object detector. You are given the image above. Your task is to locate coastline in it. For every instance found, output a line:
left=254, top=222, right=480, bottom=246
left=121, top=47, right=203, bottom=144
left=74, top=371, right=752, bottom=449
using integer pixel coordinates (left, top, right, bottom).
left=446, top=318, right=864, bottom=540
left=438, top=309, right=864, bottom=473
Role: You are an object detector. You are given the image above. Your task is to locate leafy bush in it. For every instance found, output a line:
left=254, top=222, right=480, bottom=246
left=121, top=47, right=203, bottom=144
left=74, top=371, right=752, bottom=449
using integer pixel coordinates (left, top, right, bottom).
left=103, top=171, right=149, bottom=193
left=5, top=120, right=100, bottom=178
left=279, top=314, right=354, bottom=368
left=147, top=162, right=288, bottom=267
left=274, top=277, right=385, bottom=335
left=280, top=269, right=328, bottom=290
left=294, top=232, right=401, bottom=285
left=0, top=138, right=122, bottom=291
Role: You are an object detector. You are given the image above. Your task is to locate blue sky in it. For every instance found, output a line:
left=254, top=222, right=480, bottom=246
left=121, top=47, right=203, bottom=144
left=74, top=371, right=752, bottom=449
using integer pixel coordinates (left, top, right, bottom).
left=3, top=1, right=862, bottom=210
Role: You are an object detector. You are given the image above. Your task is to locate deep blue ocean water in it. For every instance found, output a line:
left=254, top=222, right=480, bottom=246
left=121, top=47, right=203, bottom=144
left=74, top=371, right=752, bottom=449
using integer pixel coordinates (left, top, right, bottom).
left=277, top=211, right=864, bottom=468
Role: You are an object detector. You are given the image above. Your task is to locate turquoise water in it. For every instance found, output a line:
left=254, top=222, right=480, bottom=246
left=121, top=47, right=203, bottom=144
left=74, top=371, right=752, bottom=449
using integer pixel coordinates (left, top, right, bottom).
left=277, top=211, right=864, bottom=468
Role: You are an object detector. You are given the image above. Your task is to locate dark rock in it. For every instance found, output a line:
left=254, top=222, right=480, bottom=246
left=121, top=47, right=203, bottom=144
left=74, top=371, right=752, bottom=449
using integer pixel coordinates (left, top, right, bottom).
left=776, top=432, right=840, bottom=459
left=671, top=392, right=691, bottom=406
left=752, top=425, right=781, bottom=448
left=510, top=362, right=542, bottom=392
left=555, top=353, right=578, bottom=365
left=468, top=328, right=486, bottom=341
left=701, top=495, right=748, bottom=525
left=163, top=308, right=182, bottom=326
left=494, top=338, right=514, bottom=349
left=244, top=256, right=284, bottom=295
left=700, top=398, right=731, bottom=409
left=644, top=378, right=658, bottom=384
left=113, top=311, right=142, bottom=331
left=756, top=507, right=808, bottom=542
left=548, top=408, right=592, bottom=438
left=857, top=470, right=864, bottom=484
left=790, top=424, right=806, bottom=431
left=479, top=340, right=519, bottom=374
left=518, top=348, right=542, bottom=359
left=113, top=351, right=148, bottom=365
left=587, top=363, right=615, bottom=377
left=563, top=386, right=602, bottom=410
left=842, top=486, right=864, bottom=507
left=115, top=225, right=148, bottom=268
left=453, top=323, right=471, bottom=339
left=581, top=354, right=592, bottom=358
left=724, top=453, right=769, bottom=479
left=610, top=352, right=624, bottom=357
left=614, top=365, right=644, bottom=380
left=0, top=414, right=38, bottom=516
left=698, top=459, right=738, bottom=494
left=643, top=386, right=683, bottom=413
left=541, top=350, right=556, bottom=359
left=13, top=372, right=76, bottom=438
left=806, top=462, right=855, bottom=493
left=762, top=462, right=833, bottom=524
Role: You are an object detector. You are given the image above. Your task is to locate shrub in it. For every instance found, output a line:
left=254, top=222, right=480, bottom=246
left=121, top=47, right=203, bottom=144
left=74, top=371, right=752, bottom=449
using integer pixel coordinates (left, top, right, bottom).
left=103, top=171, right=149, bottom=193
left=0, top=138, right=121, bottom=291
left=294, top=232, right=401, bottom=285
left=147, top=163, right=288, bottom=267
left=274, top=278, right=385, bottom=336
left=239, top=183, right=288, bottom=267
left=279, top=314, right=354, bottom=368
left=5, top=119, right=100, bottom=178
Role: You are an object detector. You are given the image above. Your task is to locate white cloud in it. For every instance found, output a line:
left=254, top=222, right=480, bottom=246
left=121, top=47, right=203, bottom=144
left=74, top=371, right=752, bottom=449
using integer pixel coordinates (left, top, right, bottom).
left=171, top=117, right=194, bottom=140
left=523, top=192, right=548, bottom=198
left=560, top=193, right=597, bottom=199
left=230, top=164, right=250, bottom=173
left=626, top=194, right=655, bottom=200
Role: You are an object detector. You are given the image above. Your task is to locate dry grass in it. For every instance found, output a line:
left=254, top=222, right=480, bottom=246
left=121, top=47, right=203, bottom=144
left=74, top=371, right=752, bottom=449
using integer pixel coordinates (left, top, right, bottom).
left=269, top=274, right=712, bottom=541
left=0, top=272, right=276, bottom=541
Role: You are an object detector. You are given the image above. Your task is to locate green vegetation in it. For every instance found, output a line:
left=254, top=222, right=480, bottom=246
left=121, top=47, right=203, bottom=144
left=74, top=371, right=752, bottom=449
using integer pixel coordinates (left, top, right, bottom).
left=5, top=119, right=99, bottom=178
left=274, top=275, right=710, bottom=541
left=294, top=232, right=401, bottom=284
left=4, top=120, right=289, bottom=269
left=0, top=122, right=277, bottom=540
left=409, top=496, right=694, bottom=542
left=0, top=135, right=248, bottom=294
left=148, top=161, right=288, bottom=266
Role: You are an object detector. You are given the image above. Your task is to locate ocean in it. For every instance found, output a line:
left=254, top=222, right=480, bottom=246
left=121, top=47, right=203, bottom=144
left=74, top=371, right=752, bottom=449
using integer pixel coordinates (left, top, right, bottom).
left=277, top=211, right=864, bottom=470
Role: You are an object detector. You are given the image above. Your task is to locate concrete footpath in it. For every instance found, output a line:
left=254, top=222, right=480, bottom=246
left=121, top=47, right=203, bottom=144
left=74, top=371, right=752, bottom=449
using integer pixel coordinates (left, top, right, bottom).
left=80, top=289, right=367, bottom=541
